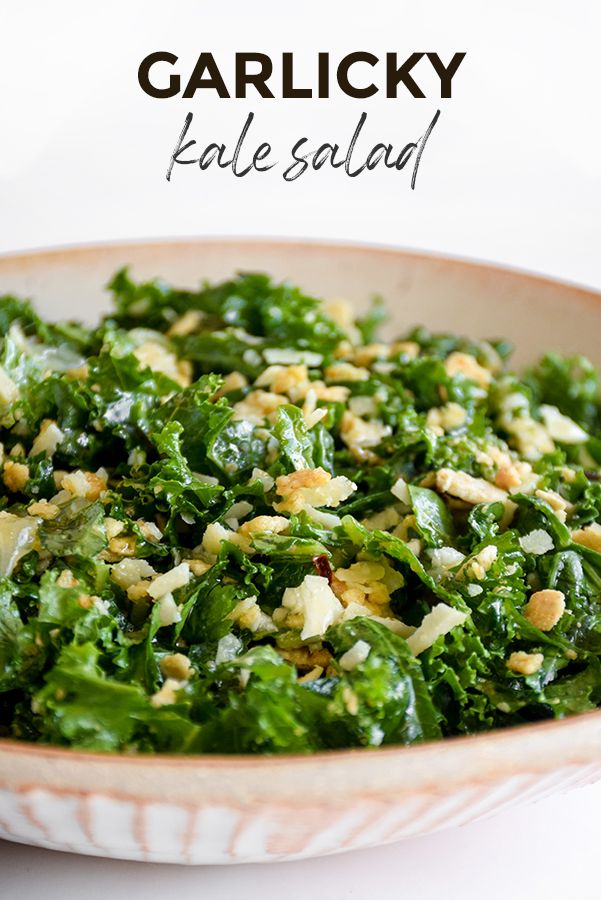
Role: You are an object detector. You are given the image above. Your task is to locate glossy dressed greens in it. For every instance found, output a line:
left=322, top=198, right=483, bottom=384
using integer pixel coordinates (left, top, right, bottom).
left=2, top=271, right=601, bottom=754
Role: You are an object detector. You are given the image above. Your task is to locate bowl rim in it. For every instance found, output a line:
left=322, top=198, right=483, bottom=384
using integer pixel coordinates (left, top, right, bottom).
left=0, top=234, right=599, bottom=299
left=1, top=235, right=601, bottom=776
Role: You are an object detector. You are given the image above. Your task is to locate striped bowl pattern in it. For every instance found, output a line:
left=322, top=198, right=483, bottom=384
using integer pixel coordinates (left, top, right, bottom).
left=1, top=239, right=601, bottom=864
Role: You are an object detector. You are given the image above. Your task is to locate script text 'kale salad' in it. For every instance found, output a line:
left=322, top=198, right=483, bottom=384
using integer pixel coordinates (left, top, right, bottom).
left=2, top=271, right=601, bottom=753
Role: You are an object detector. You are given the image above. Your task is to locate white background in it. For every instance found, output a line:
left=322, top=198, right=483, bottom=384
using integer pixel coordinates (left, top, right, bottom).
left=0, top=0, right=600, bottom=287
left=1, top=1, right=601, bottom=896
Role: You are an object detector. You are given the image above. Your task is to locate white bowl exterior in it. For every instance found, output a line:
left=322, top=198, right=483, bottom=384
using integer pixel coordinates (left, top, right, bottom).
left=2, top=762, right=601, bottom=864
left=1, top=239, right=601, bottom=864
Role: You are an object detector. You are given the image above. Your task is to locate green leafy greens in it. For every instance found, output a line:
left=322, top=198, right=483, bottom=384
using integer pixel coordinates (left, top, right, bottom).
left=1, top=271, right=601, bottom=754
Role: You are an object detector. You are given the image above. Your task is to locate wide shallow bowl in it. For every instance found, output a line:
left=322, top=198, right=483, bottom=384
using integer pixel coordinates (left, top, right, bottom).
left=1, top=238, right=601, bottom=865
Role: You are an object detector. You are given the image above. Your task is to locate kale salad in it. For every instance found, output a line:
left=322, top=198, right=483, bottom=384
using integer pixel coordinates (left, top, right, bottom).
left=2, top=270, right=601, bottom=755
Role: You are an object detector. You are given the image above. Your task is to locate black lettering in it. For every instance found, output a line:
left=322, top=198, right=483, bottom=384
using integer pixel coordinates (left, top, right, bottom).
left=282, top=52, right=312, bottom=98
left=386, top=52, right=425, bottom=98
left=345, top=111, right=368, bottom=177
left=337, top=52, right=378, bottom=99
left=138, top=51, right=179, bottom=99
left=235, top=53, right=274, bottom=98
left=232, top=112, right=256, bottom=177
left=198, top=143, right=229, bottom=170
left=318, top=53, right=329, bottom=98
left=183, top=52, right=230, bottom=99
left=283, top=138, right=312, bottom=180
left=411, top=109, right=440, bottom=189
left=313, top=143, right=343, bottom=169
left=426, top=52, right=466, bottom=98
left=365, top=144, right=389, bottom=170
left=166, top=113, right=198, bottom=182
left=395, top=143, right=417, bottom=170
left=253, top=143, right=276, bottom=172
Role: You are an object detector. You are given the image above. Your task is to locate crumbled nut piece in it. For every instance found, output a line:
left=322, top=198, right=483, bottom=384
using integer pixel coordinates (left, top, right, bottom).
left=324, top=362, right=370, bottom=383
left=392, top=514, right=417, bottom=543
left=535, top=489, right=571, bottom=523
left=202, top=522, right=243, bottom=556
left=523, top=589, right=566, bottom=631
left=278, top=645, right=332, bottom=671
left=61, top=469, right=107, bottom=501
left=30, top=419, right=64, bottom=458
left=65, top=365, right=89, bottom=381
left=322, top=299, right=358, bottom=339
left=53, top=470, right=67, bottom=489
left=183, top=558, right=212, bottom=577
left=3, top=460, right=30, bottom=493
left=27, top=500, right=59, bottom=520
left=134, top=341, right=191, bottom=388
left=57, top=569, right=78, bottom=588
left=352, top=344, right=391, bottom=367
left=104, top=517, right=125, bottom=540
left=361, top=506, right=402, bottom=531
left=495, top=465, right=522, bottom=490
left=391, top=341, right=420, bottom=359
left=136, top=519, right=163, bottom=543
left=507, top=651, right=544, bottom=675
left=340, top=411, right=391, bottom=451
left=333, top=339, right=353, bottom=359
left=297, top=665, right=324, bottom=683
left=166, top=309, right=204, bottom=337
left=232, top=390, right=287, bottom=424
left=462, top=545, right=498, bottom=581
left=150, top=678, right=184, bottom=708
left=572, top=523, right=601, bottom=552
left=127, top=581, right=150, bottom=601
left=107, top=535, right=137, bottom=558
left=436, top=468, right=507, bottom=505
left=426, top=402, right=467, bottom=434
left=263, top=348, right=323, bottom=367
left=274, top=467, right=356, bottom=514
left=211, top=371, right=248, bottom=400
left=504, top=416, right=555, bottom=460
left=444, top=352, right=492, bottom=388
left=228, top=596, right=276, bottom=633
left=341, top=685, right=359, bottom=715
left=238, top=515, right=290, bottom=537
left=255, top=364, right=309, bottom=399
left=331, top=559, right=404, bottom=618
left=111, top=558, right=156, bottom=589
left=348, top=396, right=378, bottom=418
left=160, top=653, right=192, bottom=681
left=311, top=382, right=350, bottom=402
left=148, top=562, right=191, bottom=599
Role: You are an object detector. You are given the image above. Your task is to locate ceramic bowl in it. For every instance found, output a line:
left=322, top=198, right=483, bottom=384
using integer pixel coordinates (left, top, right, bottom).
left=1, top=239, right=601, bottom=865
